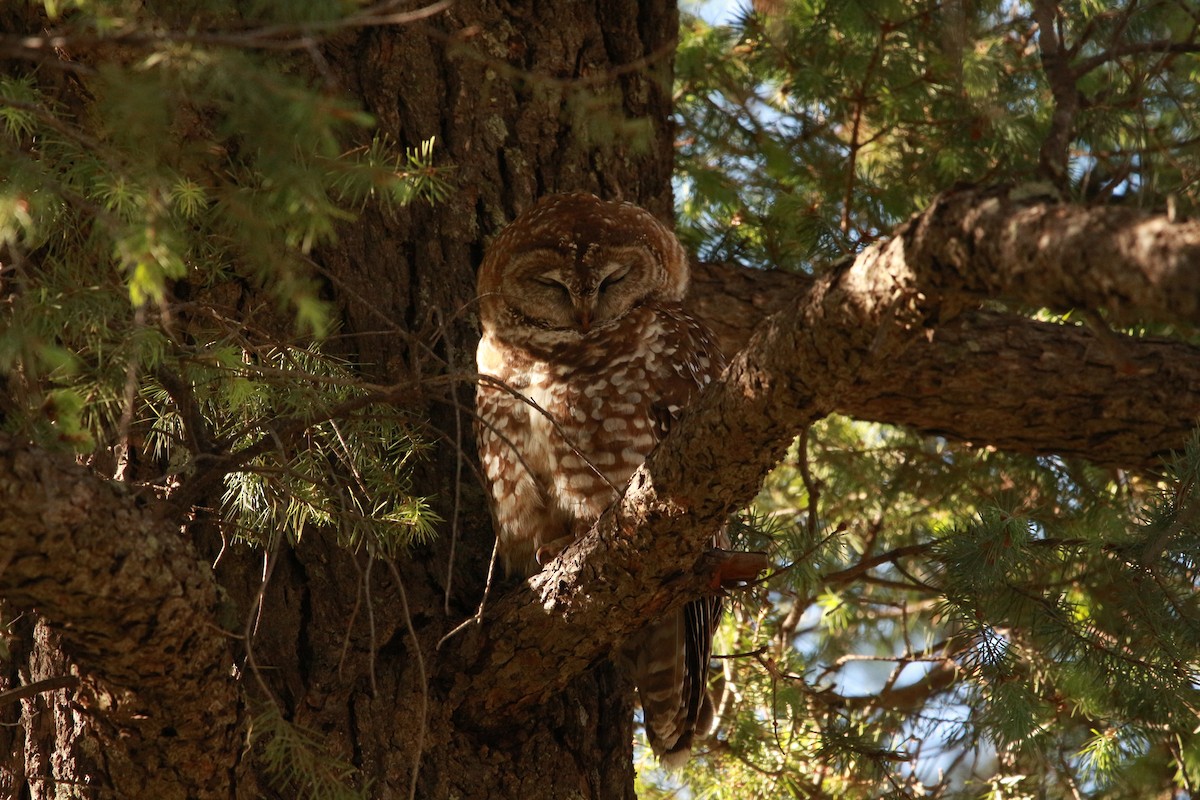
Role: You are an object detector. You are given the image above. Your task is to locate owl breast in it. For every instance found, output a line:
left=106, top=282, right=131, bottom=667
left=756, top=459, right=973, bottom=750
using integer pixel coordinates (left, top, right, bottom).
left=476, top=302, right=717, bottom=575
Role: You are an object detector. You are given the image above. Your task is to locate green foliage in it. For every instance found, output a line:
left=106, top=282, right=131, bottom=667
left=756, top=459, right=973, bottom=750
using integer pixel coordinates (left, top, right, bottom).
left=0, top=1, right=450, bottom=359
left=137, top=341, right=440, bottom=554
left=643, top=417, right=1200, bottom=797
left=0, top=1, right=446, bottom=535
left=1, top=0, right=448, bottom=785
left=675, top=0, right=1200, bottom=271
left=251, top=704, right=371, bottom=800
left=0, top=0, right=447, bottom=618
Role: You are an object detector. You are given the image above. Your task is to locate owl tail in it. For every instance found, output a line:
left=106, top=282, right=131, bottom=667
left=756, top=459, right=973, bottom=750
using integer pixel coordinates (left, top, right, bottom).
left=624, top=596, right=721, bottom=769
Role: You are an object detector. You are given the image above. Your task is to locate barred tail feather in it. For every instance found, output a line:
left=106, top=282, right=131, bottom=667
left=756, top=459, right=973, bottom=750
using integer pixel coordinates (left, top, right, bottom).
left=626, top=595, right=723, bottom=768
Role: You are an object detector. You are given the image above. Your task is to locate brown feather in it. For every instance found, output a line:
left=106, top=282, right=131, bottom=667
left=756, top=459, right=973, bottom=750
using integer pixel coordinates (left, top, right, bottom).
left=475, top=193, right=727, bottom=763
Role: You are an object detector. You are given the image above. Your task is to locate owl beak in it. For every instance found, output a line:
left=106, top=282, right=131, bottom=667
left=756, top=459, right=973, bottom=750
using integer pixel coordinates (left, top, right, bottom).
left=574, top=298, right=594, bottom=332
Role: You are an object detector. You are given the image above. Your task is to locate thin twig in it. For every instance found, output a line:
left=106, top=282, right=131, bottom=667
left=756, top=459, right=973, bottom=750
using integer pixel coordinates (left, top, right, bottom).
left=796, top=427, right=821, bottom=541
left=301, top=253, right=449, bottom=371
left=1, top=0, right=454, bottom=55
left=337, top=551, right=366, bottom=679
left=0, top=676, right=79, bottom=707
left=1085, top=37, right=1200, bottom=74
left=364, top=552, right=379, bottom=697
left=839, top=22, right=888, bottom=236
left=711, top=645, right=768, bottom=660
left=243, top=543, right=283, bottom=708
left=477, top=373, right=621, bottom=495
left=437, top=537, right=500, bottom=650
left=438, top=309, right=465, bottom=617
left=385, top=557, right=428, bottom=800
left=819, top=542, right=934, bottom=588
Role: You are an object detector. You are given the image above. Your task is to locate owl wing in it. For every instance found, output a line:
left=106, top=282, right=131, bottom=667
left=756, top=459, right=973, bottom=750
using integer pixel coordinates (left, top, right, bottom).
left=630, top=307, right=728, bottom=767
left=475, top=340, right=574, bottom=578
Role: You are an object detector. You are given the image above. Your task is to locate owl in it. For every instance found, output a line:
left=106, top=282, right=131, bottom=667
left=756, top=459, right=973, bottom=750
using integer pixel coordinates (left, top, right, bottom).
left=475, top=192, right=726, bottom=767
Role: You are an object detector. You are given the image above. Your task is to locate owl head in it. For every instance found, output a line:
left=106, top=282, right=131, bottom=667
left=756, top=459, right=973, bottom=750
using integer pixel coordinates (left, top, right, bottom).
left=477, top=193, right=689, bottom=341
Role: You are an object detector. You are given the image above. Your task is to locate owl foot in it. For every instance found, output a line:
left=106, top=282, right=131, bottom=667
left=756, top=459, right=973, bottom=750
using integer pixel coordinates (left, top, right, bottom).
left=705, top=549, right=771, bottom=589
left=535, top=534, right=576, bottom=566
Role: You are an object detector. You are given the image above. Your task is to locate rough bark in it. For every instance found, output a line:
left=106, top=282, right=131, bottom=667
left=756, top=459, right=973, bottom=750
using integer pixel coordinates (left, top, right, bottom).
left=0, top=436, right=240, bottom=799
left=903, top=185, right=1200, bottom=326
left=689, top=266, right=1200, bottom=470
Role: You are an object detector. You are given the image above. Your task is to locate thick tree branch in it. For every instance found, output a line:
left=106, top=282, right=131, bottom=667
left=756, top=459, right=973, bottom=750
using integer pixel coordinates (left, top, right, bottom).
left=698, top=185, right=1200, bottom=334
left=690, top=273, right=1200, bottom=470
left=0, top=435, right=241, bottom=799
left=904, top=185, right=1200, bottom=326
left=847, top=309, right=1200, bottom=469
left=451, top=189, right=1200, bottom=720
left=690, top=189, right=1200, bottom=470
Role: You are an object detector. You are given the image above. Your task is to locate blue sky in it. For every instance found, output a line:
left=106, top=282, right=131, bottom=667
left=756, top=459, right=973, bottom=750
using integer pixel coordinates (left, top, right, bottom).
left=683, top=0, right=744, bottom=24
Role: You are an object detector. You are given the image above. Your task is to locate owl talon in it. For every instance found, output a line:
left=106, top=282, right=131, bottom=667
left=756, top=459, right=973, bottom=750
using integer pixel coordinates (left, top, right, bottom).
left=535, top=535, right=575, bottom=566
left=708, top=549, right=771, bottom=588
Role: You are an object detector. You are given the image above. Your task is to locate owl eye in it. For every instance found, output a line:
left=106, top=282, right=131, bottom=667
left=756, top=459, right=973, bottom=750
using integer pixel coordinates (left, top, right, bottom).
left=599, top=266, right=631, bottom=291
left=534, top=275, right=569, bottom=292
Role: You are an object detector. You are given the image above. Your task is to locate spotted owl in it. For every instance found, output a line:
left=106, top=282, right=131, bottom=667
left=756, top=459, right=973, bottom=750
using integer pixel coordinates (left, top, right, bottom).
left=475, top=192, right=726, bottom=766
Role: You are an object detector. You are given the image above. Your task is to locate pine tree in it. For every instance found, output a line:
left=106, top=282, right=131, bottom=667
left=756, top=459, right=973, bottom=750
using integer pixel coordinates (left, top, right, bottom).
left=1, top=1, right=1198, bottom=798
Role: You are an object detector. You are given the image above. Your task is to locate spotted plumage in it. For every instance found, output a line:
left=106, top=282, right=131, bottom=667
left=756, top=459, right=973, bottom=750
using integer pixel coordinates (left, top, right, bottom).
left=475, top=192, right=726, bottom=765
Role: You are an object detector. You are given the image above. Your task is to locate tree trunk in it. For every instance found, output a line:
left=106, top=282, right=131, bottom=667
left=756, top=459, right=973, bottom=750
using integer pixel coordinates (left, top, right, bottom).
left=305, top=3, right=677, bottom=796
left=217, top=2, right=682, bottom=797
